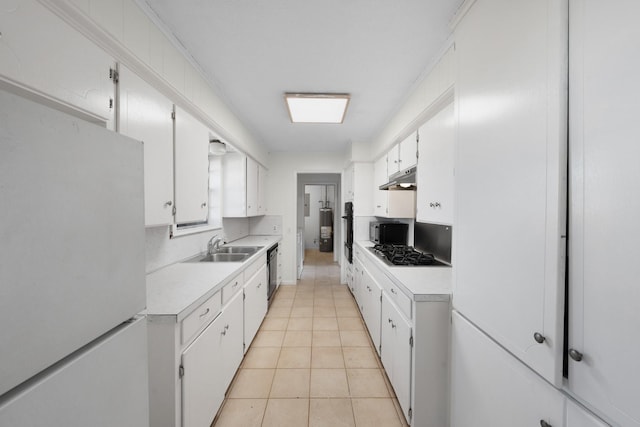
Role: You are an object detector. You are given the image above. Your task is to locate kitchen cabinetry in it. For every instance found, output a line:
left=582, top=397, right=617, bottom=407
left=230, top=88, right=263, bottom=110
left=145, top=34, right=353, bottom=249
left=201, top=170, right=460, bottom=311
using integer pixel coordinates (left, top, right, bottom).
left=451, top=311, right=565, bottom=427
left=387, top=132, right=418, bottom=177
left=174, top=106, right=210, bottom=224
left=373, top=155, right=416, bottom=219
left=258, top=164, right=268, bottom=215
left=416, top=102, right=454, bottom=225
left=181, top=290, right=242, bottom=427
left=380, top=293, right=412, bottom=422
left=567, top=1, right=640, bottom=426
left=355, top=243, right=450, bottom=426
left=119, top=65, right=175, bottom=227
left=0, top=0, right=115, bottom=128
left=565, top=399, right=609, bottom=427
left=243, top=263, right=268, bottom=351
left=453, top=0, right=567, bottom=385
left=349, top=162, right=374, bottom=216
left=222, top=153, right=266, bottom=217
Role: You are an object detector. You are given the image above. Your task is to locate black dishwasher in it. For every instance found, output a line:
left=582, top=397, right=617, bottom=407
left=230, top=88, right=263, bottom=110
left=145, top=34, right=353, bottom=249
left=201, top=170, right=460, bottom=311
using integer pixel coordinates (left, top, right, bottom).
left=267, top=244, right=278, bottom=305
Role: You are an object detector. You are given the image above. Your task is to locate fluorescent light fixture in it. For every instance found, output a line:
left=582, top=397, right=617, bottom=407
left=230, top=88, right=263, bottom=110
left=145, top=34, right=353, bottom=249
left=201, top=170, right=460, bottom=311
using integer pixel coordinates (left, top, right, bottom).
left=285, top=93, right=350, bottom=123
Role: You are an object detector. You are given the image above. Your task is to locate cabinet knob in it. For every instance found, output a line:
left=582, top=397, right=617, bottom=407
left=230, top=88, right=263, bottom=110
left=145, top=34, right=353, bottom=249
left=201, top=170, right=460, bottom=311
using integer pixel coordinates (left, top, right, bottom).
left=434, top=202, right=441, bottom=208
left=390, top=288, right=397, bottom=295
left=533, top=332, right=546, bottom=344
left=429, top=202, right=435, bottom=208
left=165, top=200, right=173, bottom=207
left=221, top=330, right=226, bottom=336
left=201, top=202, right=207, bottom=208
left=569, top=348, right=583, bottom=362
left=540, top=421, right=552, bottom=427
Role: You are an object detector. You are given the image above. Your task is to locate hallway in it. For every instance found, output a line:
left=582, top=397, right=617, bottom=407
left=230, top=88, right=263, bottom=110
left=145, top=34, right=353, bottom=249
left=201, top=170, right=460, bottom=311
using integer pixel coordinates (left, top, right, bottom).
left=212, top=250, right=408, bottom=427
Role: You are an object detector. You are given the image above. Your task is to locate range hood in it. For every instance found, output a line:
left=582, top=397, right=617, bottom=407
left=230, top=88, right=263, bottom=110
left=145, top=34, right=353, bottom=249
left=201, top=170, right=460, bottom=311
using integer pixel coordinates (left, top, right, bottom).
left=379, top=166, right=417, bottom=190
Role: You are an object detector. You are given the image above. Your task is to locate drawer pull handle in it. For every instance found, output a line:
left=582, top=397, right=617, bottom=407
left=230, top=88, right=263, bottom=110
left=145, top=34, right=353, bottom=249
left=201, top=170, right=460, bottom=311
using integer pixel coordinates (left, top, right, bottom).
left=232, top=281, right=238, bottom=288
left=199, top=308, right=210, bottom=318
left=257, top=283, right=262, bottom=288
left=540, top=421, right=552, bottom=427
left=390, top=288, right=397, bottom=295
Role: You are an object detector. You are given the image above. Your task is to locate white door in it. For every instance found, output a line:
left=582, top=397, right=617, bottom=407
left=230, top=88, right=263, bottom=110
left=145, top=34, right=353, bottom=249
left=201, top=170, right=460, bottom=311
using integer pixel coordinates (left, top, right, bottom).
left=222, top=291, right=245, bottom=389
left=373, top=156, right=388, bottom=216
left=398, top=132, right=417, bottom=170
left=243, top=265, right=268, bottom=351
left=450, top=311, right=564, bottom=427
left=0, top=1, right=115, bottom=127
left=453, top=0, right=568, bottom=386
left=246, top=157, right=259, bottom=216
left=182, top=316, right=225, bottom=427
left=416, top=102, right=455, bottom=225
left=567, top=1, right=640, bottom=425
left=174, top=106, right=209, bottom=224
left=119, top=65, right=174, bottom=227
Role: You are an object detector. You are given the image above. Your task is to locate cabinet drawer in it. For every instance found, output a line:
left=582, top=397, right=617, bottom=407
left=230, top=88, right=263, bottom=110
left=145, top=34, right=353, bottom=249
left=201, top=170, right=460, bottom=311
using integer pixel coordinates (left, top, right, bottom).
left=182, top=291, right=221, bottom=345
left=384, top=282, right=412, bottom=319
left=222, top=272, right=244, bottom=306
left=244, top=256, right=266, bottom=281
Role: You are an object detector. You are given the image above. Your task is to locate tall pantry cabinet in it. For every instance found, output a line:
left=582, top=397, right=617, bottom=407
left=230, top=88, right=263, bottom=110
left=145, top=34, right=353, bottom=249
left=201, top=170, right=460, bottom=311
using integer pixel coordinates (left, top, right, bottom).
left=567, top=1, right=640, bottom=426
left=453, top=0, right=568, bottom=386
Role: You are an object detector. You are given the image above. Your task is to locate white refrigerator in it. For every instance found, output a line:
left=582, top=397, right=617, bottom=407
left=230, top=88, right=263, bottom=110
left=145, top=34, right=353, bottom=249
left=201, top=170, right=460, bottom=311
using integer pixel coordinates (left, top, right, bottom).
left=0, top=88, right=149, bottom=426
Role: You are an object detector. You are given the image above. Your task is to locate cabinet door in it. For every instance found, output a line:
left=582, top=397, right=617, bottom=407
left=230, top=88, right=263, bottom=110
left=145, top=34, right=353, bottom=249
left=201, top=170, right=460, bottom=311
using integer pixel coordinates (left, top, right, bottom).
left=352, top=162, right=374, bottom=216
left=416, top=102, right=454, bottom=225
left=119, top=66, right=174, bottom=227
left=398, top=132, right=417, bottom=170
left=454, top=0, right=567, bottom=385
left=244, top=264, right=268, bottom=351
left=0, top=1, right=115, bottom=127
left=567, top=1, right=640, bottom=425
left=222, top=152, right=248, bottom=217
left=258, top=164, right=267, bottom=215
left=246, top=157, right=259, bottom=216
left=373, top=156, right=388, bottom=216
left=450, top=311, right=564, bottom=427
left=174, top=106, right=209, bottom=223
left=386, top=145, right=400, bottom=176
left=361, top=268, right=381, bottom=355
left=221, top=290, right=245, bottom=389
left=381, top=293, right=412, bottom=422
left=181, top=316, right=225, bottom=427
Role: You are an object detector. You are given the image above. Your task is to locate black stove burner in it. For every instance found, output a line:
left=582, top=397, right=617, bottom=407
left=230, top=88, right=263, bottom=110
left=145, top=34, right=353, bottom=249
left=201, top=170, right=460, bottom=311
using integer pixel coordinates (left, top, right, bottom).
left=372, top=244, right=444, bottom=266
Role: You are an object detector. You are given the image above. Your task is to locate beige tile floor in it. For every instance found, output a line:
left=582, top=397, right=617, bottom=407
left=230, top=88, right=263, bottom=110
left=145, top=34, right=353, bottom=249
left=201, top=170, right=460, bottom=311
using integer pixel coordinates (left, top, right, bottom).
left=212, top=250, right=409, bottom=427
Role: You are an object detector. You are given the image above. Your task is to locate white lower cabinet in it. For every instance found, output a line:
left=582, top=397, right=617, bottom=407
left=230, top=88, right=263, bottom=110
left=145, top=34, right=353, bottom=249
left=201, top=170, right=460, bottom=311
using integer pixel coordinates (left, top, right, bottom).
left=148, top=255, right=270, bottom=427
left=451, top=311, right=564, bottom=427
left=243, top=264, right=268, bottom=352
left=181, top=291, right=242, bottom=427
left=359, top=266, right=382, bottom=356
left=381, top=293, right=412, bottom=422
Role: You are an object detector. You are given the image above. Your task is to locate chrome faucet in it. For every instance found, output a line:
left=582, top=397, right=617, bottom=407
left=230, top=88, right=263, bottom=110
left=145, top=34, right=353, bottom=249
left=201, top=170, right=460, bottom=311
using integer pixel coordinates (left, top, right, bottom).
left=207, top=235, right=222, bottom=255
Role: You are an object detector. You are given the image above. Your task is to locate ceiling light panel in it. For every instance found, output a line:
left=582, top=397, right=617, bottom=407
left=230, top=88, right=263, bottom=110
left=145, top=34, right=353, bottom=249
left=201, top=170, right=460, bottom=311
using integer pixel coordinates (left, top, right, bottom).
left=285, top=93, right=350, bottom=123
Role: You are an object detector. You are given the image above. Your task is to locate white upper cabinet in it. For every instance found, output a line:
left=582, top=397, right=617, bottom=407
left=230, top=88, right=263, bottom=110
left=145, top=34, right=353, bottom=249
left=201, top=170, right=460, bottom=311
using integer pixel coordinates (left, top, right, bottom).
left=0, top=0, right=115, bottom=127
left=373, top=156, right=388, bottom=216
left=223, top=152, right=266, bottom=217
left=453, top=0, right=568, bottom=386
left=352, top=162, right=374, bottom=216
left=567, top=1, right=640, bottom=425
left=416, top=102, right=455, bottom=225
left=387, top=132, right=418, bottom=177
left=119, top=66, right=174, bottom=227
left=173, top=106, right=210, bottom=224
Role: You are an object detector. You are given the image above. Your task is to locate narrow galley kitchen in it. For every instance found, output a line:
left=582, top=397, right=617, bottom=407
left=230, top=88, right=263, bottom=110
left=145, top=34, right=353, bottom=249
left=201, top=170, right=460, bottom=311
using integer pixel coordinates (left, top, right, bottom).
left=213, top=250, right=407, bottom=427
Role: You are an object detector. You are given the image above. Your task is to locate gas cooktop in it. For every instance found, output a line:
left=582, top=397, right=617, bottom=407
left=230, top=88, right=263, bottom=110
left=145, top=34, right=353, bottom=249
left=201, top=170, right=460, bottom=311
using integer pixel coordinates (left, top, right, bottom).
left=368, top=244, right=449, bottom=267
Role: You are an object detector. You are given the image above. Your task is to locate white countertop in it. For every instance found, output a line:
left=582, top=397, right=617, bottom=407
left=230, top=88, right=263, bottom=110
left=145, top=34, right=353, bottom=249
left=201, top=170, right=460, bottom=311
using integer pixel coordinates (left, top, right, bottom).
left=355, top=240, right=452, bottom=302
left=146, top=235, right=281, bottom=321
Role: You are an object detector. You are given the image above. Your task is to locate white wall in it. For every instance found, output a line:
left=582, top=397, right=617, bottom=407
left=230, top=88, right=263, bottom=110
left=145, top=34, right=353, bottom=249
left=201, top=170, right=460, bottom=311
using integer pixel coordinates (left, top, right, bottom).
left=268, top=152, right=347, bottom=284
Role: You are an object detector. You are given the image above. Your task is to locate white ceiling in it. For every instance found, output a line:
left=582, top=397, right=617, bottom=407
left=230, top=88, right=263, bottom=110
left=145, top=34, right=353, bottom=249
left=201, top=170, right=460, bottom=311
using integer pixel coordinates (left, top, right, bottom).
left=142, top=0, right=463, bottom=153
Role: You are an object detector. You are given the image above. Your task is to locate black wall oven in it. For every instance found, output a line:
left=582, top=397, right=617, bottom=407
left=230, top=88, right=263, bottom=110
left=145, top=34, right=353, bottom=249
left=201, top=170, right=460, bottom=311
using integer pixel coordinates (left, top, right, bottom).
left=342, top=202, right=353, bottom=263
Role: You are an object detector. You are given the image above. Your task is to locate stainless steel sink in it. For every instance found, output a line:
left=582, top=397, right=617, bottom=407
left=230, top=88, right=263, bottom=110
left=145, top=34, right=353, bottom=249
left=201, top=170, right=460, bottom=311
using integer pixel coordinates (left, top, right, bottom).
left=185, top=246, right=263, bottom=263
left=213, top=246, right=262, bottom=255
left=190, top=253, right=248, bottom=263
